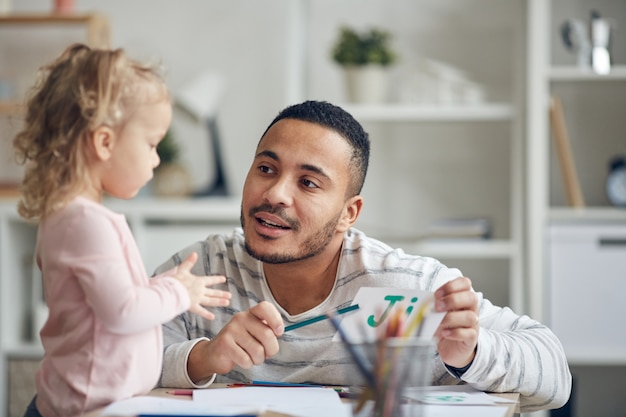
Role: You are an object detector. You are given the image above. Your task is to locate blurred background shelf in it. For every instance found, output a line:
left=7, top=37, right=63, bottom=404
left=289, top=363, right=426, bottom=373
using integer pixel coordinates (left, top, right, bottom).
left=549, top=65, right=626, bottom=80
left=342, top=103, right=514, bottom=122
left=0, top=13, right=109, bottom=48
left=387, top=238, right=517, bottom=259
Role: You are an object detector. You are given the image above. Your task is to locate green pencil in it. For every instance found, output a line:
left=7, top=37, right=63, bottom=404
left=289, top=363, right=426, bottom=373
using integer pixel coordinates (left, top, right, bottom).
left=284, top=304, right=360, bottom=332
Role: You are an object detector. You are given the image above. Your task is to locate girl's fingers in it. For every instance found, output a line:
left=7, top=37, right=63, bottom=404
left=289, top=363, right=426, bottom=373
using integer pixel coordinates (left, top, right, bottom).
left=203, top=275, right=227, bottom=286
left=178, top=252, right=199, bottom=272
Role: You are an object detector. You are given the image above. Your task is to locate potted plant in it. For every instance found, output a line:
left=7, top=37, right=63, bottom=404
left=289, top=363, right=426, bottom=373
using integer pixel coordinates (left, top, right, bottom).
left=152, top=129, right=193, bottom=197
left=331, top=26, right=398, bottom=103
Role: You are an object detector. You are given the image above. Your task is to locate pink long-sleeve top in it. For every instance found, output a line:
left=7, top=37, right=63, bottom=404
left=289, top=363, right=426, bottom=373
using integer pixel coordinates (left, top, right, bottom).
left=34, top=196, right=190, bottom=417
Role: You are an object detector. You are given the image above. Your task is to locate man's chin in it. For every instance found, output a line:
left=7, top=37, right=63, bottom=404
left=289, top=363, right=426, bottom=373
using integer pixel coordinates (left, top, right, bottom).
left=244, top=240, right=298, bottom=264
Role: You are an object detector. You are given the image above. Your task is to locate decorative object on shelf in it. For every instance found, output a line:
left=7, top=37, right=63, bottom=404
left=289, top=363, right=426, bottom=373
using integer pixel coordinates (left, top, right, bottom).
left=152, top=129, right=193, bottom=198
left=605, top=154, right=626, bottom=207
left=174, top=72, right=229, bottom=196
left=53, top=0, right=74, bottom=14
left=423, top=217, right=492, bottom=241
left=589, top=10, right=613, bottom=75
left=331, top=26, right=398, bottom=104
left=560, top=10, right=613, bottom=74
left=397, top=58, right=486, bottom=105
left=560, top=18, right=591, bottom=68
left=549, top=96, right=585, bottom=208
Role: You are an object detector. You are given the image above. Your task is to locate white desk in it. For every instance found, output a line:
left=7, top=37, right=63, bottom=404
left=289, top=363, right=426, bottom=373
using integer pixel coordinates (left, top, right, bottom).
left=83, top=387, right=520, bottom=417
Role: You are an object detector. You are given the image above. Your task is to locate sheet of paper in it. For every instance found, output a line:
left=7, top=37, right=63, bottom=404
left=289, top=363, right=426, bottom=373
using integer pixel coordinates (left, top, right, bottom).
left=407, top=385, right=518, bottom=405
left=421, top=404, right=509, bottom=417
left=353, top=401, right=508, bottom=417
left=193, top=387, right=350, bottom=417
left=332, top=287, right=445, bottom=342
left=101, top=395, right=258, bottom=416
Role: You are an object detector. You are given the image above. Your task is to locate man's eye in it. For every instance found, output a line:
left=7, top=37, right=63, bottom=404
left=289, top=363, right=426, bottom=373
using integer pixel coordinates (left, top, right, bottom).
left=302, top=179, right=319, bottom=189
left=259, top=165, right=274, bottom=174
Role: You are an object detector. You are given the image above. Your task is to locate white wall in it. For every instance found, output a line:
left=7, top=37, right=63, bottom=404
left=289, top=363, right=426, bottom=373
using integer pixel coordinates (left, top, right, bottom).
left=1, top=0, right=519, bottom=218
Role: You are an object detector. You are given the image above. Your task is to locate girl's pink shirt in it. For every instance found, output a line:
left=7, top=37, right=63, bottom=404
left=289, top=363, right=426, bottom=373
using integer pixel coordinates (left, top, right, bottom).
left=34, top=196, right=190, bottom=417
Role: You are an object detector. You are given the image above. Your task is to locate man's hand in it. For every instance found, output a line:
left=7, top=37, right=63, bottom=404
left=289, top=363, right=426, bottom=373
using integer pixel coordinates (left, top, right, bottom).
left=433, top=276, right=479, bottom=369
left=187, top=301, right=284, bottom=383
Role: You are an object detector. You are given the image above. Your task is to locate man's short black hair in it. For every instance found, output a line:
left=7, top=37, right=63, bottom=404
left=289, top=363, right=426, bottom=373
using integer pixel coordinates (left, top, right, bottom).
left=261, top=100, right=370, bottom=196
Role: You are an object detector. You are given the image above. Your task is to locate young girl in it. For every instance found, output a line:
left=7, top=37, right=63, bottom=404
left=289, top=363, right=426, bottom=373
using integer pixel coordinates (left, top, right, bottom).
left=13, top=43, right=232, bottom=417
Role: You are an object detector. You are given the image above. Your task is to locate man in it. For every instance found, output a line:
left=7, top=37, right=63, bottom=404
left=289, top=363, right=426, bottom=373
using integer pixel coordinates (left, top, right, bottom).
left=156, top=100, right=571, bottom=412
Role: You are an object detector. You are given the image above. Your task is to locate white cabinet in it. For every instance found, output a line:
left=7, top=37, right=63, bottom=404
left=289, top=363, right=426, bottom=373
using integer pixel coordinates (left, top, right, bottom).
left=0, top=197, right=240, bottom=416
left=548, top=222, right=626, bottom=363
left=527, top=0, right=626, bottom=354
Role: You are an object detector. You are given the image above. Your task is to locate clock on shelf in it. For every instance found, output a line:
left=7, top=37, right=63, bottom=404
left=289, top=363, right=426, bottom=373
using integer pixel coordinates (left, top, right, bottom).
left=606, top=155, right=626, bottom=207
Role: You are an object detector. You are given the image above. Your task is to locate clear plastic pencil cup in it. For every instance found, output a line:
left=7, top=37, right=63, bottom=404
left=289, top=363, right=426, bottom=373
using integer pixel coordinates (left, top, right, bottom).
left=352, top=337, right=435, bottom=417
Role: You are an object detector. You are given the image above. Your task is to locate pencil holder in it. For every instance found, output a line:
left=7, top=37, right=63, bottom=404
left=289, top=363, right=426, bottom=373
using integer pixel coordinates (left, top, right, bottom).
left=354, top=337, right=435, bottom=417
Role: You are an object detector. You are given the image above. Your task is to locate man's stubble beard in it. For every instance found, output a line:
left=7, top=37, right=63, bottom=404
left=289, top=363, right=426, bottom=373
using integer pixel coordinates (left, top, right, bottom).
left=241, top=207, right=341, bottom=264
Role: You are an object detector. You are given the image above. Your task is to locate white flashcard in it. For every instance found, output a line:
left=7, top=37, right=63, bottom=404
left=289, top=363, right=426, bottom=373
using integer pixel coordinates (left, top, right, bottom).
left=332, top=287, right=445, bottom=343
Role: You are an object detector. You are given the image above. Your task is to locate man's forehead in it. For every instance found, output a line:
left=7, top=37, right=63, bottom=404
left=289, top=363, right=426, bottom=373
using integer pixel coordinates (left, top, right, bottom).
left=256, top=121, right=351, bottom=175
left=259, top=119, right=349, bottom=152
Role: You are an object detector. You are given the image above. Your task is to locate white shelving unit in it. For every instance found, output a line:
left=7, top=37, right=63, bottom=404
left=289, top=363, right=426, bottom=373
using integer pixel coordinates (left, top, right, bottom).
left=0, top=13, right=110, bottom=196
left=527, top=1, right=626, bottom=416
left=340, top=103, right=524, bottom=312
left=293, top=0, right=527, bottom=315
left=527, top=0, right=626, bottom=353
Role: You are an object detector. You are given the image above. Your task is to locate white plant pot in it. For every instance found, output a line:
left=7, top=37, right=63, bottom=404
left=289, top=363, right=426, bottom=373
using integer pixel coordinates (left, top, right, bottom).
left=152, top=163, right=193, bottom=197
left=343, top=64, right=390, bottom=104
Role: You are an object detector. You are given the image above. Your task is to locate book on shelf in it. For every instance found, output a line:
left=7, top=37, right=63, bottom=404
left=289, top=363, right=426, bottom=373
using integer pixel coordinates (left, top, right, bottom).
left=423, top=217, right=492, bottom=240
left=549, top=96, right=585, bottom=208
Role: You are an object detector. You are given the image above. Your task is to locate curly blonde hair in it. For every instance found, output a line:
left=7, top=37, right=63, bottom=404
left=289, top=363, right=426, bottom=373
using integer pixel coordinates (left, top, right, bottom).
left=13, top=43, right=169, bottom=221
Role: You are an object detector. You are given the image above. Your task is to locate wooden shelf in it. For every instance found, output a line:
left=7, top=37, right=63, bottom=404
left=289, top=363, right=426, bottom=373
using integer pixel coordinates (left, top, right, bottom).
left=0, top=13, right=110, bottom=48
left=0, top=100, right=22, bottom=114
left=0, top=186, right=20, bottom=199
left=0, top=13, right=97, bottom=23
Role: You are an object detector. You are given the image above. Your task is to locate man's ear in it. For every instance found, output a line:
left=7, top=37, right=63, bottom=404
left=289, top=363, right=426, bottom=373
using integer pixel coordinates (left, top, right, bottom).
left=337, top=195, right=363, bottom=232
left=91, top=126, right=116, bottom=161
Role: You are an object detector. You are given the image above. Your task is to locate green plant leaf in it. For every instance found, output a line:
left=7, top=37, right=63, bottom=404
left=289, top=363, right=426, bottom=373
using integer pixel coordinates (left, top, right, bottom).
left=157, top=130, right=179, bottom=165
left=331, top=26, right=398, bottom=66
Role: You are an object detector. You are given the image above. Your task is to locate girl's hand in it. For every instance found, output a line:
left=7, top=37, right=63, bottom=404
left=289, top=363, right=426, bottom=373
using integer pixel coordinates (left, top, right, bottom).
left=173, top=252, right=231, bottom=320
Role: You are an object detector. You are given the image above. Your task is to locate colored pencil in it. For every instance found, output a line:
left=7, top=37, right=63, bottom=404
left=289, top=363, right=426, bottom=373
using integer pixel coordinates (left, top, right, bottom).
left=284, top=304, right=359, bottom=331
left=229, top=380, right=319, bottom=388
left=327, top=313, right=376, bottom=389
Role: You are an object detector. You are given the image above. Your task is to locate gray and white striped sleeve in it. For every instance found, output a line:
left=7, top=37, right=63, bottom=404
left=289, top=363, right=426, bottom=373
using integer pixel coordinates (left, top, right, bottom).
left=461, top=297, right=572, bottom=412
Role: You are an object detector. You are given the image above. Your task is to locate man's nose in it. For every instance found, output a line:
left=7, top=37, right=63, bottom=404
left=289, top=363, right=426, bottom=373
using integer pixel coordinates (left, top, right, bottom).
left=263, top=177, right=294, bottom=206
